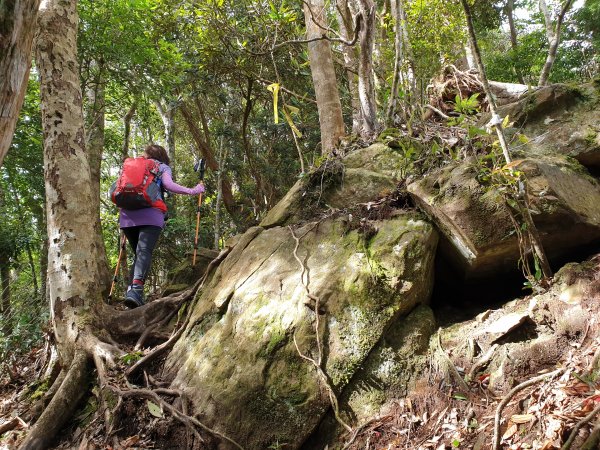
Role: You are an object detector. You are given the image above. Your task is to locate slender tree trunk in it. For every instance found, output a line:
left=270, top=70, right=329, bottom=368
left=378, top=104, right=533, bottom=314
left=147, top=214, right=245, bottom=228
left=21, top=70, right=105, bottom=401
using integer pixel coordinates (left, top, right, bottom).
left=0, top=0, right=42, bottom=167
left=155, top=99, right=177, bottom=164
left=122, top=101, right=137, bottom=159
left=354, top=0, right=378, bottom=138
left=241, top=78, right=267, bottom=213
left=386, top=0, right=404, bottom=125
left=0, top=254, right=10, bottom=336
left=214, top=136, right=225, bottom=250
left=303, top=0, right=345, bottom=154
left=179, top=103, right=239, bottom=222
left=505, top=0, right=525, bottom=84
left=460, top=0, right=553, bottom=280
left=84, top=60, right=111, bottom=295
left=337, top=0, right=362, bottom=134
left=538, top=0, right=575, bottom=86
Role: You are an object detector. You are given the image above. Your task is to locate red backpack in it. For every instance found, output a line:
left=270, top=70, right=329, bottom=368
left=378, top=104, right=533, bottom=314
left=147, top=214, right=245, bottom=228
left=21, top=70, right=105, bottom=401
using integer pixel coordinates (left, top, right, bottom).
left=109, top=157, right=167, bottom=212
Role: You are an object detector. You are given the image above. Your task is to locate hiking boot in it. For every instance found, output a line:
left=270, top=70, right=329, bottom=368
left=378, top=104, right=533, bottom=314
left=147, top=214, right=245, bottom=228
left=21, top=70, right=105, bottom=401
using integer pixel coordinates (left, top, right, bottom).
left=124, top=284, right=145, bottom=309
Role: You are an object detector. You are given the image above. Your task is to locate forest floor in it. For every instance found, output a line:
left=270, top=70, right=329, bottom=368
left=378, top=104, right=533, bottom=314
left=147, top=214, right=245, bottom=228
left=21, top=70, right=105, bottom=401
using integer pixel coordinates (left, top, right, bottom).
left=2, top=257, right=600, bottom=450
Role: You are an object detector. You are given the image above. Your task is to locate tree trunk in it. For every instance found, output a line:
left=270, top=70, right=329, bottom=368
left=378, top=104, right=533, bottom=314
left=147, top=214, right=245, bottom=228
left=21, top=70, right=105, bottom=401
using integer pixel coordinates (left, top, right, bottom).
left=0, top=0, right=41, bottom=167
left=386, top=0, right=404, bottom=125
left=155, top=99, right=177, bottom=164
left=460, top=0, right=553, bottom=280
left=179, top=102, right=241, bottom=222
left=84, top=60, right=111, bottom=295
left=354, top=0, right=378, bottom=138
left=337, top=0, right=362, bottom=134
left=538, top=0, right=575, bottom=86
left=22, top=0, right=106, bottom=446
left=303, top=0, right=345, bottom=154
left=505, top=0, right=525, bottom=84
left=122, top=101, right=137, bottom=159
left=0, top=253, right=10, bottom=337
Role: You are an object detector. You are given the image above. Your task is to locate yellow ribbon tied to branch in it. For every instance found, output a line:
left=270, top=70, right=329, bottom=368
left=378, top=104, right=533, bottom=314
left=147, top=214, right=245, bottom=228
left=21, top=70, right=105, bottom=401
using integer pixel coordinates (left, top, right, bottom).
left=266, top=83, right=280, bottom=124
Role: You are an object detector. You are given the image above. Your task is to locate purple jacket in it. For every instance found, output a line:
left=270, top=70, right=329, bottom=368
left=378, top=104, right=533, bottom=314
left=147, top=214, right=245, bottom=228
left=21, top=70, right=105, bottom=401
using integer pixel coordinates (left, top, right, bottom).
left=119, top=162, right=203, bottom=229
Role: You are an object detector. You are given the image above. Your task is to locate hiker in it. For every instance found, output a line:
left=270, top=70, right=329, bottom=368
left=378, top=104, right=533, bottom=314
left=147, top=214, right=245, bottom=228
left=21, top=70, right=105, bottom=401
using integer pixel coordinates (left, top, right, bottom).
left=116, top=144, right=205, bottom=308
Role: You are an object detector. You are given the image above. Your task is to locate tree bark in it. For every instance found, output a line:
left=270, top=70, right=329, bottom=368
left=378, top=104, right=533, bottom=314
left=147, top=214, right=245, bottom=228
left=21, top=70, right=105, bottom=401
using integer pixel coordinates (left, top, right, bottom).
left=538, top=0, right=575, bottom=86
left=35, top=0, right=104, bottom=355
left=0, top=0, right=41, bottom=167
left=386, top=0, right=404, bottom=125
left=354, top=0, right=378, bottom=138
left=303, top=0, right=345, bottom=154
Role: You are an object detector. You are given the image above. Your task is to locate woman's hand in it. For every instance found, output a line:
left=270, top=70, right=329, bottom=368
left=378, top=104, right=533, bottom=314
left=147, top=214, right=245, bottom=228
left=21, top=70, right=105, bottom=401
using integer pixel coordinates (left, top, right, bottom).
left=191, top=182, right=205, bottom=195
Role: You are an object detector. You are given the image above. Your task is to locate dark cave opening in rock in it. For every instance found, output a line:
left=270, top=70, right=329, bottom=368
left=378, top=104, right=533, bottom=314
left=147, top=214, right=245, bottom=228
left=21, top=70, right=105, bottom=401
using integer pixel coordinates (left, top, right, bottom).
left=429, top=239, right=600, bottom=327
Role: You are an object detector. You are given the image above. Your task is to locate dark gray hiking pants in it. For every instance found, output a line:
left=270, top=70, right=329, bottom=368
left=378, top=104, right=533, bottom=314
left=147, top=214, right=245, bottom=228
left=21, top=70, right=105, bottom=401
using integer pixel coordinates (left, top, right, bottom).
left=122, top=225, right=162, bottom=285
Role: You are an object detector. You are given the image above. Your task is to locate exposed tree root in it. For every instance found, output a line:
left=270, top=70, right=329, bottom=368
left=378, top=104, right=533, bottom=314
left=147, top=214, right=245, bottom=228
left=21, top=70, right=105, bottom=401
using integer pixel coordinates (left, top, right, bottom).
left=492, top=368, right=565, bottom=450
left=561, top=402, right=600, bottom=450
left=288, top=225, right=353, bottom=434
left=467, top=343, right=498, bottom=381
left=19, top=350, right=89, bottom=450
left=434, top=331, right=470, bottom=393
left=17, top=250, right=230, bottom=450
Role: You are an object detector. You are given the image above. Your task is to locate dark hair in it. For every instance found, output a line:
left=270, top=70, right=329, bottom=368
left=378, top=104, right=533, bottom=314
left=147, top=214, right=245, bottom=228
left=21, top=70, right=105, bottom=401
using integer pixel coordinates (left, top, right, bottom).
left=144, top=144, right=170, bottom=165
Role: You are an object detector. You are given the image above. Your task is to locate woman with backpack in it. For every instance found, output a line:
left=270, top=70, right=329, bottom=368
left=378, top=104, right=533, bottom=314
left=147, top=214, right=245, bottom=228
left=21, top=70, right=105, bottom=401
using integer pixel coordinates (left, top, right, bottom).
left=115, top=144, right=205, bottom=308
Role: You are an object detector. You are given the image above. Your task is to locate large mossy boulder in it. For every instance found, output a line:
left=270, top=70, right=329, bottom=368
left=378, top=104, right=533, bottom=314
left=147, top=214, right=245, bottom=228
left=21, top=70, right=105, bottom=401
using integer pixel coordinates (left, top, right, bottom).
left=260, top=143, right=408, bottom=228
left=304, top=304, right=437, bottom=448
left=407, top=155, right=600, bottom=280
left=165, top=212, right=438, bottom=449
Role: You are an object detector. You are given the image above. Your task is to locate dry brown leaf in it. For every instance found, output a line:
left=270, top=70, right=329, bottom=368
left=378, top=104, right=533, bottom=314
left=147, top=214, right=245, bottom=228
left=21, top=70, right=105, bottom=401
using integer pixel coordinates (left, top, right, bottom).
left=510, top=414, right=534, bottom=424
left=561, top=382, right=591, bottom=396
left=502, top=423, right=518, bottom=441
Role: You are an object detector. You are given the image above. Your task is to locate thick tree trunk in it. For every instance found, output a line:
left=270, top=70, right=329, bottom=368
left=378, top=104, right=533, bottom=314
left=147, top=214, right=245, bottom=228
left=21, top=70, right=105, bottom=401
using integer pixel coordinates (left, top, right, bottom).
left=337, top=0, right=362, bottom=134
left=0, top=0, right=41, bottom=167
left=84, top=60, right=111, bottom=295
left=303, top=0, right=345, bottom=154
left=35, top=0, right=103, bottom=355
left=354, top=0, right=378, bottom=138
left=538, top=0, right=574, bottom=86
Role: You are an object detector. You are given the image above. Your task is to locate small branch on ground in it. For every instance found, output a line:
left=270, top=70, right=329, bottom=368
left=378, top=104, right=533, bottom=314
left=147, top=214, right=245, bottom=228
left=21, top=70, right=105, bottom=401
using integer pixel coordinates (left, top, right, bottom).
left=0, top=416, right=28, bottom=435
left=493, top=368, right=565, bottom=450
left=561, top=402, right=600, bottom=450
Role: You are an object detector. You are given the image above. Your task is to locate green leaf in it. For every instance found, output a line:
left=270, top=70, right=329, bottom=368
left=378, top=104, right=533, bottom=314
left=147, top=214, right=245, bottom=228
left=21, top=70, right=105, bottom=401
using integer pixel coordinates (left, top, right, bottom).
left=452, top=439, right=461, bottom=448
left=452, top=393, right=467, bottom=401
left=147, top=400, right=164, bottom=418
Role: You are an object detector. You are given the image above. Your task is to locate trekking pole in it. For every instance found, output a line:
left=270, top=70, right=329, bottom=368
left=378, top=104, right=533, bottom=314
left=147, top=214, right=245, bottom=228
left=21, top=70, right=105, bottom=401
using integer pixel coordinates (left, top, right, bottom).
left=108, top=233, right=127, bottom=302
left=192, top=159, right=206, bottom=267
